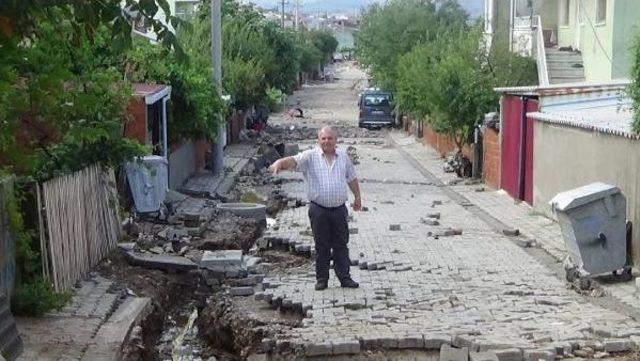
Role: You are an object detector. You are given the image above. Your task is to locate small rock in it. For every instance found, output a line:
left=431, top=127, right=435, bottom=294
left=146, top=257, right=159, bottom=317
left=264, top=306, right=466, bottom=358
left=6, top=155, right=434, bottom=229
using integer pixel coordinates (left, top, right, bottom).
left=389, top=224, right=401, bottom=231
left=474, top=187, right=485, bottom=192
left=349, top=228, right=358, bottom=234
left=427, top=212, right=441, bottom=219
left=421, top=218, right=440, bottom=226
left=502, top=228, right=520, bottom=237
left=593, top=352, right=609, bottom=359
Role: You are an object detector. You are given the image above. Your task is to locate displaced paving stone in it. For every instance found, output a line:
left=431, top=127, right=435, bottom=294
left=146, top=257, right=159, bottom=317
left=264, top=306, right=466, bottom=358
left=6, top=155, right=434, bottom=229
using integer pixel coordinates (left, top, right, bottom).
left=125, top=251, right=197, bottom=271
left=332, top=340, right=360, bottom=355
left=441, top=344, right=469, bottom=361
left=603, top=339, right=636, bottom=352
left=502, top=228, right=520, bottom=237
left=305, top=342, right=332, bottom=356
left=200, top=250, right=243, bottom=270
left=523, top=349, right=554, bottom=361
left=398, top=335, right=425, bottom=349
left=424, top=335, right=451, bottom=350
left=421, top=218, right=440, bottom=226
left=494, top=348, right=523, bottom=361
left=470, top=351, right=499, bottom=361
left=261, top=338, right=276, bottom=353
left=389, top=224, right=401, bottom=231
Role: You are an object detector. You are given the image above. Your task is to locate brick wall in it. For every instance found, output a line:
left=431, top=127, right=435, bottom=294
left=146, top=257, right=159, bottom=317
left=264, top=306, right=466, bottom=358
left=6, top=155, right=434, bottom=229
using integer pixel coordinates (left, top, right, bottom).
left=419, top=123, right=474, bottom=162
left=124, top=100, right=147, bottom=145
left=483, top=127, right=500, bottom=189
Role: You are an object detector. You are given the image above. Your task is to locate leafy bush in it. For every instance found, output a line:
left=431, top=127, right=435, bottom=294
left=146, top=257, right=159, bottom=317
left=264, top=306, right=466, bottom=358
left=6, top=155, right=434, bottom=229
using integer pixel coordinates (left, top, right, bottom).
left=11, top=278, right=72, bottom=317
left=264, top=87, right=284, bottom=112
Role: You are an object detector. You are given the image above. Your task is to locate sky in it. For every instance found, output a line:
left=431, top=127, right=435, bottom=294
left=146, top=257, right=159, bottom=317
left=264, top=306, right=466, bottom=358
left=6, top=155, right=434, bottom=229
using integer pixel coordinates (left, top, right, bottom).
left=247, top=0, right=484, bottom=18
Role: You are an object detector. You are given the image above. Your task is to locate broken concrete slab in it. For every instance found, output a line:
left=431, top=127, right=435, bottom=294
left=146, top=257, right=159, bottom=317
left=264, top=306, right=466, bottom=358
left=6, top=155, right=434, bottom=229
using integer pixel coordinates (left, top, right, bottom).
left=305, top=342, right=332, bottom=356
left=493, top=348, right=523, bottom=361
left=125, top=251, right=197, bottom=271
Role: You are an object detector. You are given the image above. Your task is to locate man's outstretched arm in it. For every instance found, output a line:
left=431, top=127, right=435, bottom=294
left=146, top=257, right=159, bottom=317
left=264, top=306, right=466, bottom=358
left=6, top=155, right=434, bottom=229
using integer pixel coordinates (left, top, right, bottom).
left=268, top=157, right=297, bottom=174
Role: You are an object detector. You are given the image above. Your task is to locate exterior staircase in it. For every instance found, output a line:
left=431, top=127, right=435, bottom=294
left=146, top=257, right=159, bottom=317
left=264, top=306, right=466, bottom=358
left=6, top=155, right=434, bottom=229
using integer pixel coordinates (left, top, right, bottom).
left=545, top=47, right=585, bottom=84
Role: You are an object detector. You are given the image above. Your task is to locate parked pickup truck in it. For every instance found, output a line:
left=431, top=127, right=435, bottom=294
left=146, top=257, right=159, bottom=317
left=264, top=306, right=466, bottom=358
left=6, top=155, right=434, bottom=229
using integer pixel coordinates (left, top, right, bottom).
left=358, top=89, right=395, bottom=129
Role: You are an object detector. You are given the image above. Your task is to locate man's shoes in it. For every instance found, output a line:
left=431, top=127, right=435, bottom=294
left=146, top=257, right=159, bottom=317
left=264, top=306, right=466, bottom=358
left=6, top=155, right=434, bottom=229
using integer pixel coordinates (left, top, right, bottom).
left=315, top=280, right=328, bottom=291
left=340, top=278, right=359, bottom=288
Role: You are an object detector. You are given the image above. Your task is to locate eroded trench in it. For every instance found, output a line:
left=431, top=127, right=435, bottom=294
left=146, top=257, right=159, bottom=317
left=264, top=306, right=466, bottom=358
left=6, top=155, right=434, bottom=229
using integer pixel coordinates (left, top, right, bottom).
left=104, top=164, right=311, bottom=360
left=101, top=125, right=384, bottom=361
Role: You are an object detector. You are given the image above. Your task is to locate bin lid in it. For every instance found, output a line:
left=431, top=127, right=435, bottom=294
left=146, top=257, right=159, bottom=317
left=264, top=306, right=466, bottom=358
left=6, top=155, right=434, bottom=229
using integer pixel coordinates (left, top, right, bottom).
left=549, top=182, right=620, bottom=212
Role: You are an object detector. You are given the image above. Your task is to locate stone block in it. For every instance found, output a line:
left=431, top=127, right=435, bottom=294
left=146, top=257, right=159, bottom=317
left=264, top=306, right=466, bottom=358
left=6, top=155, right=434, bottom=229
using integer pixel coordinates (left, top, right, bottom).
left=453, top=334, right=475, bottom=348
left=305, top=342, right=332, bottom=356
left=603, top=339, right=637, bottom=353
left=200, top=250, right=243, bottom=270
left=229, top=287, right=254, bottom=296
left=523, top=349, right=554, bottom=361
left=441, top=344, right=469, bottom=361
left=493, top=348, right=523, bottom=361
left=424, top=335, right=451, bottom=350
left=398, top=335, right=425, bottom=349
left=421, top=218, right=440, bottom=226
left=332, top=340, right=360, bottom=354
left=379, top=337, right=399, bottom=348
left=470, top=352, right=499, bottom=361
left=261, top=338, right=276, bottom=353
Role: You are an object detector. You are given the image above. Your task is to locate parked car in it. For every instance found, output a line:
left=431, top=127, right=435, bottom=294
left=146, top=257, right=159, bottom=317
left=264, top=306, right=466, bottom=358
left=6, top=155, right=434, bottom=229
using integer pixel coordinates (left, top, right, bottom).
left=358, top=89, right=395, bottom=128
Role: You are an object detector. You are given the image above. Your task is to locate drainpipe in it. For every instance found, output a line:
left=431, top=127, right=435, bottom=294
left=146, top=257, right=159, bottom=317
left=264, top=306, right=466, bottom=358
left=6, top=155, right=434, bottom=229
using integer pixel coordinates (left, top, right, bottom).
left=162, top=96, right=169, bottom=159
left=517, top=96, right=528, bottom=201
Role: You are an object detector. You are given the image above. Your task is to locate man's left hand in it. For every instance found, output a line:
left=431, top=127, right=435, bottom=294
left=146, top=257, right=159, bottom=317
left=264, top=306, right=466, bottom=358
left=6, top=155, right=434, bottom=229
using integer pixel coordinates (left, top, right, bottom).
left=351, top=197, right=362, bottom=211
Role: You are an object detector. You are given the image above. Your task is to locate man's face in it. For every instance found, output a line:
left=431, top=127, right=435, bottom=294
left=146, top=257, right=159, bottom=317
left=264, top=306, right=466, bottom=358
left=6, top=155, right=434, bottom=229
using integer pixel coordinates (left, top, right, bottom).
left=318, top=130, right=337, bottom=153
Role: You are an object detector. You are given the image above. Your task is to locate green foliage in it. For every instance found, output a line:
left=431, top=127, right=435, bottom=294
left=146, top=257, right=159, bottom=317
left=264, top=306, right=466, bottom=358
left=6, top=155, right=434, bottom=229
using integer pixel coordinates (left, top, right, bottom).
left=629, top=31, right=640, bottom=133
left=310, top=29, right=339, bottom=64
left=355, top=0, right=467, bottom=92
left=126, top=37, right=223, bottom=142
left=264, top=87, right=284, bottom=112
left=11, top=278, right=72, bottom=317
left=0, top=0, right=184, bottom=58
left=360, top=0, right=538, bottom=149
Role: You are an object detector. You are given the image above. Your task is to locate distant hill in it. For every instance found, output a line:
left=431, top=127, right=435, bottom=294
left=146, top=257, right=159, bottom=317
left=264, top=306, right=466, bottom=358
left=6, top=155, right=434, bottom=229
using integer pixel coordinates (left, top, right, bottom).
left=249, top=0, right=484, bottom=18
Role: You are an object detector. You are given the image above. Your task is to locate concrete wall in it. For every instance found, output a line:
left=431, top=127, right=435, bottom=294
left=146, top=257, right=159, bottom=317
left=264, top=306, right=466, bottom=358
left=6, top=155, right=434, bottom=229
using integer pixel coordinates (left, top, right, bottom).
left=533, top=120, right=640, bottom=265
left=168, top=140, right=196, bottom=190
left=612, top=0, right=640, bottom=79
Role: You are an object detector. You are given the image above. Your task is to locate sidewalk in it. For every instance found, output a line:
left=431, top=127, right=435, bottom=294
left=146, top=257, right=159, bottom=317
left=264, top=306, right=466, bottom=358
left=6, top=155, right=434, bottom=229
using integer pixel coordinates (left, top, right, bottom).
left=389, top=131, right=640, bottom=316
left=182, top=143, right=257, bottom=198
left=16, top=275, right=150, bottom=361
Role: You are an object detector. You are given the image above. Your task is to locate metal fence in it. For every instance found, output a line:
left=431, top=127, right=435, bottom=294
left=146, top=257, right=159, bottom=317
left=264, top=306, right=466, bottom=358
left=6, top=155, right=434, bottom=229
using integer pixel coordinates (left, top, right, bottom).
left=39, top=164, right=121, bottom=291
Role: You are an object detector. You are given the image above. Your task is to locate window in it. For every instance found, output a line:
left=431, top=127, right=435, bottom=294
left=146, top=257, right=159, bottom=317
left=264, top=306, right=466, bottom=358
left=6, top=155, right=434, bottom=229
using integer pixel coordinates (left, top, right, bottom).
left=560, top=0, right=570, bottom=26
left=596, top=0, right=607, bottom=24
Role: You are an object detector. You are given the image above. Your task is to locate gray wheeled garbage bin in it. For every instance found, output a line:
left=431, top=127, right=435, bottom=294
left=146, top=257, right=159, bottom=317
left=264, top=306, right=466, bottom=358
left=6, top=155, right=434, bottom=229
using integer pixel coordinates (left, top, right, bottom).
left=549, top=182, right=631, bottom=283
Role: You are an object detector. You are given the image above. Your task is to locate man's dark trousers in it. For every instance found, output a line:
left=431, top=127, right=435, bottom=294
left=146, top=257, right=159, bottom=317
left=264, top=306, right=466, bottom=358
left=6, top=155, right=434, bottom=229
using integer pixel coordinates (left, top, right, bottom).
left=308, top=202, right=351, bottom=282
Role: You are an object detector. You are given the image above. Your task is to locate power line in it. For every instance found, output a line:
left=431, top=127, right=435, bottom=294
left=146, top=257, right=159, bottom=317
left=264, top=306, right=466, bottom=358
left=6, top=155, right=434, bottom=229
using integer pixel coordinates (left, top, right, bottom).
left=577, top=0, right=625, bottom=76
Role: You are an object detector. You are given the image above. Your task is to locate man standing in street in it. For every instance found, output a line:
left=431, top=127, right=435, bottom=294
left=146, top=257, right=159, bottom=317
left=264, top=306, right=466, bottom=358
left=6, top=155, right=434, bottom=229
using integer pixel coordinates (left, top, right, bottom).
left=268, top=126, right=361, bottom=290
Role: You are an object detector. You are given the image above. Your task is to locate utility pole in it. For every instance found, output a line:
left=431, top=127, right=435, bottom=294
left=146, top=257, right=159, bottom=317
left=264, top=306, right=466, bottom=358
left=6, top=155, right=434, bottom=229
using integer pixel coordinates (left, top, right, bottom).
left=294, top=0, right=299, bottom=31
left=281, top=0, right=286, bottom=27
left=211, top=0, right=224, bottom=175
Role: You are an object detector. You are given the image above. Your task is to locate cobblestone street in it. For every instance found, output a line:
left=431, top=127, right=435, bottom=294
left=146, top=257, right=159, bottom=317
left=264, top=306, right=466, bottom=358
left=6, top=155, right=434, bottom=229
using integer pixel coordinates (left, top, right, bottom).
left=257, top=64, right=640, bottom=359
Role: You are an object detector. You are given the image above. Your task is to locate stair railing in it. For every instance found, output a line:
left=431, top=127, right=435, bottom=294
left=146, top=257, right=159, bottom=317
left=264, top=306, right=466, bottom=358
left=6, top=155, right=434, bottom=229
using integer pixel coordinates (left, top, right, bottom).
left=533, top=15, right=549, bottom=86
